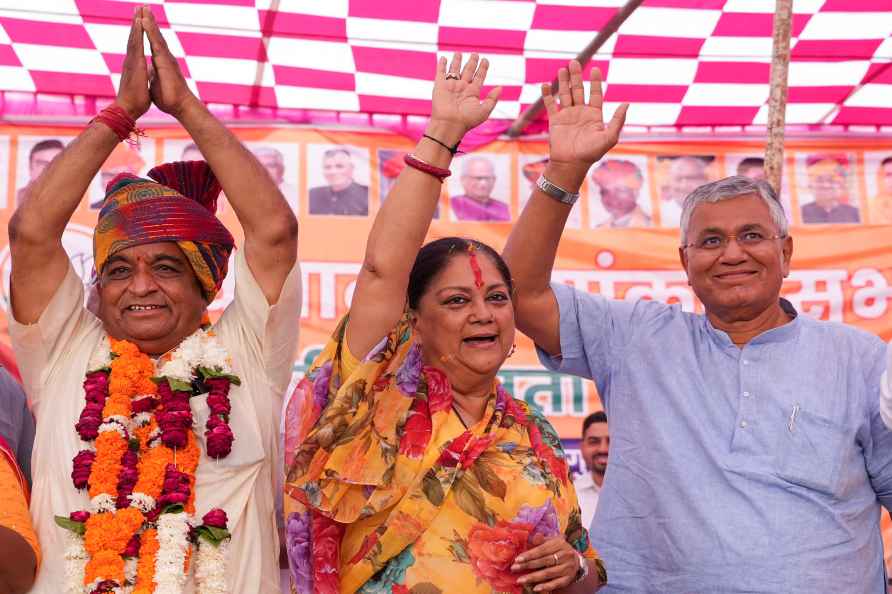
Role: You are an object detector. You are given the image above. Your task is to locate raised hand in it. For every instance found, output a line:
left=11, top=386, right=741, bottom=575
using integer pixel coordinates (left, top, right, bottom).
left=428, top=53, right=502, bottom=145
left=141, top=7, right=198, bottom=118
left=544, top=60, right=628, bottom=176
left=116, top=6, right=151, bottom=120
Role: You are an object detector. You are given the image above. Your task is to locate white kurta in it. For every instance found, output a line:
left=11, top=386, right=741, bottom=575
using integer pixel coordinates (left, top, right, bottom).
left=11, top=250, right=301, bottom=594
left=572, top=471, right=601, bottom=534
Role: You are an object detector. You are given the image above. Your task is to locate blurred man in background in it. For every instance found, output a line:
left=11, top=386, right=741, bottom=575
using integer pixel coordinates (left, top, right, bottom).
left=575, top=411, right=609, bottom=531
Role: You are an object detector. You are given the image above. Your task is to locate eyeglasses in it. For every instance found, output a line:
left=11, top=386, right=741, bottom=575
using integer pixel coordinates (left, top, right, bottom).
left=682, top=231, right=786, bottom=251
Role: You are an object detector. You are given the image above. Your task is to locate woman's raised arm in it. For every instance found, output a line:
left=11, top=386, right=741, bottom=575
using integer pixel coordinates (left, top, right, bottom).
left=346, top=53, right=501, bottom=358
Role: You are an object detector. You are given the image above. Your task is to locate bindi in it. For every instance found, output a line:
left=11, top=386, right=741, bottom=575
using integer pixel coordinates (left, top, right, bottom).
left=467, top=244, right=484, bottom=289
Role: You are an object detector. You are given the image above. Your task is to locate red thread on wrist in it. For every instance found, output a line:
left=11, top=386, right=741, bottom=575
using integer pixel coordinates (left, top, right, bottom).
left=91, top=105, right=145, bottom=147
left=403, top=153, right=451, bottom=182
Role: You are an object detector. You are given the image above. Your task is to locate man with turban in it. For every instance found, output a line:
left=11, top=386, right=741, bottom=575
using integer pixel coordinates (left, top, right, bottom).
left=7, top=7, right=299, bottom=593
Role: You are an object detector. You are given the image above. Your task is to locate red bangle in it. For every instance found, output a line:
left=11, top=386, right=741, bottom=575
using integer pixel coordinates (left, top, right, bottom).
left=404, top=153, right=451, bottom=182
left=91, top=104, right=144, bottom=146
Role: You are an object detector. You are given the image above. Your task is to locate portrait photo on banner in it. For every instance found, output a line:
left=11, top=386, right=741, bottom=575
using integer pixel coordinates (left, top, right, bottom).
left=794, top=152, right=863, bottom=225
left=517, top=153, right=581, bottom=228
left=864, top=151, right=892, bottom=225
left=163, top=139, right=300, bottom=215
left=306, top=144, right=370, bottom=217
left=378, top=148, right=440, bottom=219
left=587, top=155, right=653, bottom=230
left=447, top=152, right=511, bottom=223
left=655, top=154, right=719, bottom=228
left=725, top=153, right=793, bottom=219
left=14, top=135, right=72, bottom=209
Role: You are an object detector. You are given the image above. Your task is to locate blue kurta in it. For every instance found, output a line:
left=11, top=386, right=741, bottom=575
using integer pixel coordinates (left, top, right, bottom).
left=540, top=284, right=892, bottom=593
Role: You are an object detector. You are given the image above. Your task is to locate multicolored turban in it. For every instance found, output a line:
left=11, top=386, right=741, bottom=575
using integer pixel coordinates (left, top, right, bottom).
left=93, top=160, right=235, bottom=302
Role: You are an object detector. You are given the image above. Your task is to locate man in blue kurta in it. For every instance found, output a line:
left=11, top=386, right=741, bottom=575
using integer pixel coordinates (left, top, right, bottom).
left=505, top=133, right=892, bottom=592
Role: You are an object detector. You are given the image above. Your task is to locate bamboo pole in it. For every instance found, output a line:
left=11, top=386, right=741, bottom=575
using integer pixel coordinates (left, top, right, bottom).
left=506, top=0, right=644, bottom=138
left=764, top=0, right=793, bottom=194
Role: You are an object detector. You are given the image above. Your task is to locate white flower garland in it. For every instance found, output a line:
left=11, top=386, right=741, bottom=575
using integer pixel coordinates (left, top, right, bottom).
left=155, top=513, right=192, bottom=594
left=63, top=328, right=235, bottom=594
left=88, top=337, right=113, bottom=372
left=63, top=531, right=89, bottom=594
left=194, top=539, right=229, bottom=594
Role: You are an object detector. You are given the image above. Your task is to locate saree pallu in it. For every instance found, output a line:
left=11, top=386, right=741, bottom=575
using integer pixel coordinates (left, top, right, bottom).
left=284, top=315, right=604, bottom=594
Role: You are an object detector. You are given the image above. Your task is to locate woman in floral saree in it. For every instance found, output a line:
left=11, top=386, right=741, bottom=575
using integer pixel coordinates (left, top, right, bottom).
left=284, top=53, right=624, bottom=594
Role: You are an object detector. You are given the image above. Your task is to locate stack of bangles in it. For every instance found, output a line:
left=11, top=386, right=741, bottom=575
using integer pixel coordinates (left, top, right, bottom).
left=404, top=153, right=451, bottom=182
left=90, top=104, right=144, bottom=146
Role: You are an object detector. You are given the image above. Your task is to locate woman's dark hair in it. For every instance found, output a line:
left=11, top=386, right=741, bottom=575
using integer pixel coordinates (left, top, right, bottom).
left=407, top=237, right=513, bottom=310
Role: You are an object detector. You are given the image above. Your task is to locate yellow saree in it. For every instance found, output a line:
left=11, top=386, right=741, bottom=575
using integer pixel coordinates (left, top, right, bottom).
left=283, top=315, right=603, bottom=594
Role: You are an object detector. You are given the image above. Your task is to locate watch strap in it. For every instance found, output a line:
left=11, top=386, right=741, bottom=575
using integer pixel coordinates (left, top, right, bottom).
left=536, top=174, right=579, bottom=205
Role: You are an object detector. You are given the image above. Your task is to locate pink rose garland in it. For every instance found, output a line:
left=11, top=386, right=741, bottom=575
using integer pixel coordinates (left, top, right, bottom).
left=203, top=376, right=235, bottom=459
left=156, top=380, right=193, bottom=449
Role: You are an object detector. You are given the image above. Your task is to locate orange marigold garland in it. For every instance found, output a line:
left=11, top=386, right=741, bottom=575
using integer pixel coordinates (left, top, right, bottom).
left=133, top=528, right=160, bottom=594
left=56, top=329, right=239, bottom=594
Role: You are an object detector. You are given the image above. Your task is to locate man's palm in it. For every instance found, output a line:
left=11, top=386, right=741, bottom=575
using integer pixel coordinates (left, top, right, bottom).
left=549, top=105, right=613, bottom=165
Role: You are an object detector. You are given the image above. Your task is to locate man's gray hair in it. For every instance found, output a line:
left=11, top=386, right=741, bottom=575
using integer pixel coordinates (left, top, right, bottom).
left=253, top=146, right=284, bottom=164
left=679, top=175, right=788, bottom=245
left=323, top=146, right=353, bottom=161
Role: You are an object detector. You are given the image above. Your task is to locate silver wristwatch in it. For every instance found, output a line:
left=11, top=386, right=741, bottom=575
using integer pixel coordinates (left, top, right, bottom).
left=536, top=174, right=579, bottom=205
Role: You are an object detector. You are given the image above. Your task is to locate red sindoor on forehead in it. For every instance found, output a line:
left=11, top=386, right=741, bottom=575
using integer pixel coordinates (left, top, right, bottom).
left=467, top=244, right=484, bottom=289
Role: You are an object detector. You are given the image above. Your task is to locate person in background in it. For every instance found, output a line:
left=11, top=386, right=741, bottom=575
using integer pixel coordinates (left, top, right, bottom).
left=659, top=156, right=709, bottom=227
left=450, top=156, right=510, bottom=221
left=308, top=148, right=369, bottom=216
left=0, top=367, right=33, bottom=485
left=15, top=139, right=64, bottom=207
left=800, top=154, right=860, bottom=224
left=503, top=58, right=892, bottom=594
left=591, top=159, right=651, bottom=228
left=0, top=431, right=39, bottom=594
left=575, top=412, right=608, bottom=531
left=736, top=157, right=765, bottom=181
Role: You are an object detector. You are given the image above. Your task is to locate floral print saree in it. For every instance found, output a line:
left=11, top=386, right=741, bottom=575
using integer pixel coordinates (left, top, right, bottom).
left=283, top=315, right=604, bottom=593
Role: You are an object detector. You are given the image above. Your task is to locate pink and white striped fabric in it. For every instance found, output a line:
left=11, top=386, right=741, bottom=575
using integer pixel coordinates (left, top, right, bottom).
left=0, top=0, right=889, bottom=129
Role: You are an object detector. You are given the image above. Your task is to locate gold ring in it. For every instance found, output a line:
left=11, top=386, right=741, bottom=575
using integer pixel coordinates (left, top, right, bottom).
left=553, top=552, right=559, bottom=566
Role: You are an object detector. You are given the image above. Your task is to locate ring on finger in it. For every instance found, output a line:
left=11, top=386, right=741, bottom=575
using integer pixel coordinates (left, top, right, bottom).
left=445, top=73, right=460, bottom=80
left=552, top=552, right=559, bottom=566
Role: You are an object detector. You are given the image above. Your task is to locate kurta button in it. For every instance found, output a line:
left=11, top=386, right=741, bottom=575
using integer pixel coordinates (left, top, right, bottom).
left=740, top=420, right=748, bottom=428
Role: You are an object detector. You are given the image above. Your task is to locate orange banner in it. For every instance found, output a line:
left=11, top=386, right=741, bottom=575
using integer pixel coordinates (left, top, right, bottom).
left=1, top=126, right=892, bottom=448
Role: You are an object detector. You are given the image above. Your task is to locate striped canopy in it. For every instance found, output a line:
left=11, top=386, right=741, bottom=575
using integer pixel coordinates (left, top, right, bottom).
left=0, top=0, right=890, bottom=131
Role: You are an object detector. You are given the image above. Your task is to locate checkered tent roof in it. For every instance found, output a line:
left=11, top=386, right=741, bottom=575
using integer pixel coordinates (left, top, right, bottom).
left=1, top=0, right=891, bottom=130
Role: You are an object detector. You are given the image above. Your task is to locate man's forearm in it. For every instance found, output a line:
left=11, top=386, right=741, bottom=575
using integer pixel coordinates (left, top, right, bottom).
left=175, top=98, right=295, bottom=240
left=503, top=163, right=584, bottom=299
left=11, top=122, right=119, bottom=242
